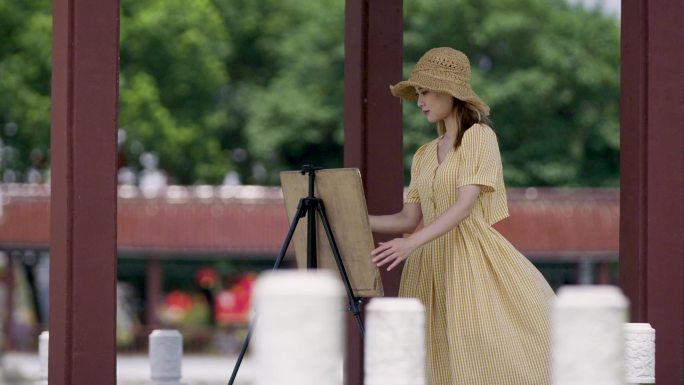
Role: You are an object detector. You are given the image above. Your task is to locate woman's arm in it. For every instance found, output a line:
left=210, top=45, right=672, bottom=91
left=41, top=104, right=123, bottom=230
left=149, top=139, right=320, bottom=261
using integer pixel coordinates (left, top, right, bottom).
left=369, top=203, right=422, bottom=235
left=371, top=184, right=481, bottom=271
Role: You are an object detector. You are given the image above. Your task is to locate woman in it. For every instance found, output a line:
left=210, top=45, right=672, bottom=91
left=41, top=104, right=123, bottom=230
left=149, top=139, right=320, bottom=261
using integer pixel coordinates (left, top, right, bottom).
left=369, top=47, right=554, bottom=384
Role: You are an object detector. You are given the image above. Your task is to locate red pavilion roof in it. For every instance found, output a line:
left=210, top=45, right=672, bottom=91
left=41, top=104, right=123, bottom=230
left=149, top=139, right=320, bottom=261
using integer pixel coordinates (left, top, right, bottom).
left=0, top=184, right=618, bottom=261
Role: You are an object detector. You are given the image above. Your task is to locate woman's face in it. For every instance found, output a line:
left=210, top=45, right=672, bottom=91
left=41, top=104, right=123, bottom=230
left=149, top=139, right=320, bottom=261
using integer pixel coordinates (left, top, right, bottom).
left=415, top=87, right=454, bottom=123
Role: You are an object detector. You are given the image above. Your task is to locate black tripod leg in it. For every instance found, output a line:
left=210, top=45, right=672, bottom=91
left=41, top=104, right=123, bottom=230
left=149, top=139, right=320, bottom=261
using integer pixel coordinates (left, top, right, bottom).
left=227, top=325, right=253, bottom=385
left=228, top=198, right=308, bottom=385
left=273, top=199, right=308, bottom=271
left=315, top=200, right=365, bottom=337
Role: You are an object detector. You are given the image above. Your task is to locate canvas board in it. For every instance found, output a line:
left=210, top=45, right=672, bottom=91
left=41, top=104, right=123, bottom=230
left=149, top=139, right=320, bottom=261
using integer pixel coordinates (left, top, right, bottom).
left=280, top=168, right=384, bottom=297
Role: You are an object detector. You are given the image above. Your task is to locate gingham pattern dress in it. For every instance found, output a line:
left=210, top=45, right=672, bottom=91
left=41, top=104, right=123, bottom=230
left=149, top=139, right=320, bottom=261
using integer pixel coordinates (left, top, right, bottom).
left=399, top=123, right=554, bottom=384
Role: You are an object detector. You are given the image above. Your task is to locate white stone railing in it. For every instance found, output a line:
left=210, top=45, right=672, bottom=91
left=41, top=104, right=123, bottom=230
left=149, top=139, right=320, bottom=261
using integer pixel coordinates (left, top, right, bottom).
left=364, top=297, right=425, bottom=385
left=34, top=329, right=187, bottom=385
left=36, top=331, right=48, bottom=385
left=33, top=282, right=654, bottom=385
left=251, top=270, right=345, bottom=385
left=149, top=329, right=186, bottom=385
left=553, top=285, right=655, bottom=385
left=624, top=323, right=656, bottom=384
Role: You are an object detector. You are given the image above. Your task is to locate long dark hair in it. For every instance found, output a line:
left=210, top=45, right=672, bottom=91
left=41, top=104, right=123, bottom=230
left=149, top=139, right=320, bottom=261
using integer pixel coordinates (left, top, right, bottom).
left=437, top=98, right=492, bottom=149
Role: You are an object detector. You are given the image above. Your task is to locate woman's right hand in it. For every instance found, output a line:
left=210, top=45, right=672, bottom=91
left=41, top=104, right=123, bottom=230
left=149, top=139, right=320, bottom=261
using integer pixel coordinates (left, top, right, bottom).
left=371, top=237, right=419, bottom=271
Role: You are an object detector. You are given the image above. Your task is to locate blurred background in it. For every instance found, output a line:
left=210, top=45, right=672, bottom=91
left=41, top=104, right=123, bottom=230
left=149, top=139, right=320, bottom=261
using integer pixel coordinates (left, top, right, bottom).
left=0, top=0, right=619, bottom=357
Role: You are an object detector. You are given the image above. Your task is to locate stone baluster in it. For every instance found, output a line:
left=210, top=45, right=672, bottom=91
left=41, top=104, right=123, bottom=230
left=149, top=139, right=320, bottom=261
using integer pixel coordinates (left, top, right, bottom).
left=36, top=331, right=48, bottom=385
left=149, top=329, right=186, bottom=385
left=625, top=323, right=655, bottom=384
left=364, top=297, right=426, bottom=385
left=252, top=270, right=345, bottom=385
left=552, top=285, right=628, bottom=385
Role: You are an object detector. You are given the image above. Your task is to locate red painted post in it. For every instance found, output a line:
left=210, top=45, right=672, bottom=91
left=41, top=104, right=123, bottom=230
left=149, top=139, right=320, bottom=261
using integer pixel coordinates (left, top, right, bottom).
left=596, top=262, right=613, bottom=285
left=619, top=0, right=649, bottom=323
left=620, top=0, right=684, bottom=383
left=344, top=1, right=403, bottom=384
left=50, top=0, right=119, bottom=384
left=3, top=253, right=14, bottom=351
left=146, top=259, right=163, bottom=330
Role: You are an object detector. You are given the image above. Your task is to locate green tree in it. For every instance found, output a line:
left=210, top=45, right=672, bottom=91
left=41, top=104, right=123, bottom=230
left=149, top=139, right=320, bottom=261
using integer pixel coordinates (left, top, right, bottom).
left=238, top=0, right=346, bottom=184
left=226, top=0, right=620, bottom=186
left=211, top=0, right=309, bottom=184
left=402, top=0, right=620, bottom=186
left=119, top=0, right=231, bottom=183
left=0, top=0, right=52, bottom=182
left=0, top=0, right=620, bottom=187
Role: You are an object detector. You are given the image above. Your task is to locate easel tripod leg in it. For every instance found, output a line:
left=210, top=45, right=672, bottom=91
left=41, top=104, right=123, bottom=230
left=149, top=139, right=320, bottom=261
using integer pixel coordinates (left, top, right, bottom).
left=273, top=199, right=307, bottom=270
left=315, top=200, right=365, bottom=336
left=227, top=199, right=308, bottom=385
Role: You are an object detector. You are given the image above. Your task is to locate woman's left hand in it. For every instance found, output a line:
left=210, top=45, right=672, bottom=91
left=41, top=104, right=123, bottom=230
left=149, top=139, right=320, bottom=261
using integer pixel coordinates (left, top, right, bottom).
left=371, top=237, right=418, bottom=271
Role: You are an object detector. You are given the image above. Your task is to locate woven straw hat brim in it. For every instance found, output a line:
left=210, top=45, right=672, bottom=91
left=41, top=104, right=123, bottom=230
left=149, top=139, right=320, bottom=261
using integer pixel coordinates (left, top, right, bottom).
left=390, top=73, right=490, bottom=116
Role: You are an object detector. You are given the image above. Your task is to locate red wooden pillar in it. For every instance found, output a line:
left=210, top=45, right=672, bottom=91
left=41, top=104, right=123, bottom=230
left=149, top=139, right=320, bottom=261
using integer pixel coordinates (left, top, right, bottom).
left=146, top=259, right=163, bottom=330
left=620, top=0, right=684, bottom=383
left=596, top=262, right=613, bottom=285
left=344, top=1, right=403, bottom=384
left=50, top=0, right=119, bottom=384
left=3, top=252, right=14, bottom=351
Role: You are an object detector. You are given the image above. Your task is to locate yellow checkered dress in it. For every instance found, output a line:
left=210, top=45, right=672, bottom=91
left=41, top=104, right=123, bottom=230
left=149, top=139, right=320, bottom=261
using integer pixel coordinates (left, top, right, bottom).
left=400, top=123, right=554, bottom=384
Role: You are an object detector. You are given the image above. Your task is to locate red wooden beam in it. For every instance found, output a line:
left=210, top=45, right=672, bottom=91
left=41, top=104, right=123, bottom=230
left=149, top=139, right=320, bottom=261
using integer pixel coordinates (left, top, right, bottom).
left=620, top=0, right=684, bottom=383
left=344, top=1, right=403, bottom=384
left=50, top=0, right=119, bottom=384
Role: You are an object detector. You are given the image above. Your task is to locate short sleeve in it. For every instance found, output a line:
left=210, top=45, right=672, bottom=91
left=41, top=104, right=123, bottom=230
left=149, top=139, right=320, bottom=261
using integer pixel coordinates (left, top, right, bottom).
left=457, top=124, right=501, bottom=193
left=405, top=144, right=428, bottom=204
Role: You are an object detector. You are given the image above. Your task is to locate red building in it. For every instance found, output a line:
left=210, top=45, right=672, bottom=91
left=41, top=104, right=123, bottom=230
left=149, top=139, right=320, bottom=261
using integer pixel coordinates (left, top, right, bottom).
left=1, top=183, right=619, bottom=350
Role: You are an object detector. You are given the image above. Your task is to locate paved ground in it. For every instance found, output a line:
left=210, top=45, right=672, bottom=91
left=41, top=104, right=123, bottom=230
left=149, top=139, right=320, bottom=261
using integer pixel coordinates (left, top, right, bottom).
left=0, top=353, right=254, bottom=385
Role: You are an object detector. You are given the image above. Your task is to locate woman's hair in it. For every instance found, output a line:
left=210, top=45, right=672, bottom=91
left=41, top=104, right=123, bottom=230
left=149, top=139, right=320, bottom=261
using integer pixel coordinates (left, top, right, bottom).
left=437, top=98, right=492, bottom=149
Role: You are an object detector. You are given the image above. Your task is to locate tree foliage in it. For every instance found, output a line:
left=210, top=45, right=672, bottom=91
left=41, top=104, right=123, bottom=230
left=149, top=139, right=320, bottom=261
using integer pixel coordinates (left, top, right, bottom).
left=0, top=0, right=52, bottom=182
left=0, top=0, right=619, bottom=186
left=119, top=0, right=231, bottom=183
left=403, top=0, right=620, bottom=186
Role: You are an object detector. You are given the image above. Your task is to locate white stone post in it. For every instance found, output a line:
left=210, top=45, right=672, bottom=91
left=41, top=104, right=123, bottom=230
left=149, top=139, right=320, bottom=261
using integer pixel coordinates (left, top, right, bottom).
left=36, top=331, right=49, bottom=385
left=252, top=270, right=345, bottom=385
left=625, top=323, right=655, bottom=384
left=148, top=329, right=185, bottom=385
left=552, top=285, right=629, bottom=385
left=364, top=297, right=425, bottom=385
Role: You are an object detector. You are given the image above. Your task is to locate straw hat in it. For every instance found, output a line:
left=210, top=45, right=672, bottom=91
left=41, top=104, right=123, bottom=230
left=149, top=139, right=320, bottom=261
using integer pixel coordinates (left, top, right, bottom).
left=390, top=47, right=490, bottom=115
